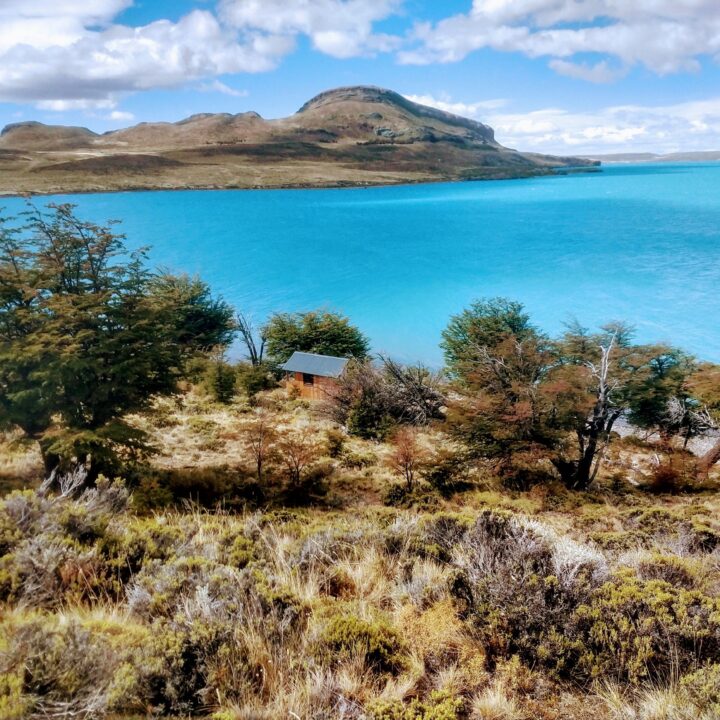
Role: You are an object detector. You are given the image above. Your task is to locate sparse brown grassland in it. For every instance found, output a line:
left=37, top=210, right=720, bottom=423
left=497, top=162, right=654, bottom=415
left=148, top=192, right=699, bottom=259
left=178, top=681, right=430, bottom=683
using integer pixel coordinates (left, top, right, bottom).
left=2, top=384, right=720, bottom=720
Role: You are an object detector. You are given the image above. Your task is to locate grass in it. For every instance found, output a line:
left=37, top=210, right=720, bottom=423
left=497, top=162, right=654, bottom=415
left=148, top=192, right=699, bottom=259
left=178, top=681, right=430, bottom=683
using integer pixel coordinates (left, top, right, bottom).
left=1, top=385, right=720, bottom=719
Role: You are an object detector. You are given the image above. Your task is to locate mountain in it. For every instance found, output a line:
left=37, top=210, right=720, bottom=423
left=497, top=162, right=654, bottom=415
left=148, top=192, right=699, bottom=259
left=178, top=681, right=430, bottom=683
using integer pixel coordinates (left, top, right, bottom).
left=0, top=86, right=599, bottom=195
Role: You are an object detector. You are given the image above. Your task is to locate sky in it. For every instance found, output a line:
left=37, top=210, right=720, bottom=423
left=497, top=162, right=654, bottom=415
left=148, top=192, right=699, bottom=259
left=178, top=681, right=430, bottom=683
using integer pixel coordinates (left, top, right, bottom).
left=2, top=0, right=720, bottom=155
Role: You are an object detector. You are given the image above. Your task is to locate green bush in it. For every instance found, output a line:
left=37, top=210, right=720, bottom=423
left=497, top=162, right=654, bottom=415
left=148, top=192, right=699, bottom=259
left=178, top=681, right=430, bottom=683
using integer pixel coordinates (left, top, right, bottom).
left=346, top=387, right=394, bottom=440
left=636, top=552, right=701, bottom=589
left=325, top=428, right=346, bottom=458
left=320, top=614, right=406, bottom=674
left=204, top=360, right=237, bottom=404
left=571, top=575, right=720, bottom=682
left=236, top=362, right=278, bottom=400
left=369, top=690, right=463, bottom=720
left=681, top=664, right=720, bottom=714
left=131, top=466, right=253, bottom=511
left=423, top=450, right=470, bottom=496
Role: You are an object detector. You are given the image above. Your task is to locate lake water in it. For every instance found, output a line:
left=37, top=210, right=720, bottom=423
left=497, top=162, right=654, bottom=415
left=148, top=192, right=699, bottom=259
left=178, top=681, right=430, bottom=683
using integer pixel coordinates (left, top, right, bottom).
left=4, top=163, right=720, bottom=365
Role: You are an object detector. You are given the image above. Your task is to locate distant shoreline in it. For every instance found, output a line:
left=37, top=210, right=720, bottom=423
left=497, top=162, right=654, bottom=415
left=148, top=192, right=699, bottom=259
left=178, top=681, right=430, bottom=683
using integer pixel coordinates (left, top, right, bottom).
left=580, top=152, right=720, bottom=164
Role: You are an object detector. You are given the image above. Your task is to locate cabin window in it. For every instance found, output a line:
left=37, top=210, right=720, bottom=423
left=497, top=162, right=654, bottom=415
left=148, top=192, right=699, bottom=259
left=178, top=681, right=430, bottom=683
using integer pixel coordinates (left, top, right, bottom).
left=302, top=373, right=314, bottom=386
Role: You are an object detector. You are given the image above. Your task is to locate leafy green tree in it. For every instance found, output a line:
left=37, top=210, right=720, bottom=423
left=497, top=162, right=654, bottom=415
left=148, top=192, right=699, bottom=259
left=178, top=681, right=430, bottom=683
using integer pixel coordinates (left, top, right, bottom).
left=149, top=273, right=236, bottom=351
left=442, top=300, right=685, bottom=490
left=264, top=310, right=369, bottom=364
left=441, top=297, right=536, bottom=378
left=0, top=204, right=235, bottom=478
left=443, top=301, right=581, bottom=488
left=205, top=354, right=237, bottom=404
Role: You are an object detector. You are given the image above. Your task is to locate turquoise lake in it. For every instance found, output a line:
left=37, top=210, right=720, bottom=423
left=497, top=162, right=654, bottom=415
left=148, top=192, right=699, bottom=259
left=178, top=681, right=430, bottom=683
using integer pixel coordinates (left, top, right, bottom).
left=4, top=162, right=720, bottom=364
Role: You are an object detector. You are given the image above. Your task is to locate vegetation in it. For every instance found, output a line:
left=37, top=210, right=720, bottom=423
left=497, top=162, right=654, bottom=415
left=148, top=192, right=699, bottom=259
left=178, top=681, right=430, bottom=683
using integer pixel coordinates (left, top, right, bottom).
left=264, top=309, right=370, bottom=363
left=0, top=205, right=234, bottom=480
left=443, top=299, right=718, bottom=489
left=2, top=207, right=720, bottom=719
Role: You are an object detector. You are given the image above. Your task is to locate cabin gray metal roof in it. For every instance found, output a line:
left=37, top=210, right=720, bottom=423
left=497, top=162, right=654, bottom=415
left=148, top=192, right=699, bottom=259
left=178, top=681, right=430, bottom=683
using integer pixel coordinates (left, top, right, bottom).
left=281, top=351, right=349, bottom=378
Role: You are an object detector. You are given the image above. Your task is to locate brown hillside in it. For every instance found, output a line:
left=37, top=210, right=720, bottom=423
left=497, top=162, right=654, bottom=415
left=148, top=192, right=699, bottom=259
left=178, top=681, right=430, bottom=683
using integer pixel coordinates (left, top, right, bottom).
left=0, top=86, right=599, bottom=195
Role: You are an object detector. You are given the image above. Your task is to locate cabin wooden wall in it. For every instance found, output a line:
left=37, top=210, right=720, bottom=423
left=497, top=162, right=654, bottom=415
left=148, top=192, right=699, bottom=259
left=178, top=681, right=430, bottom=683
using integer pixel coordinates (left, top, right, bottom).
left=286, top=372, right=339, bottom=401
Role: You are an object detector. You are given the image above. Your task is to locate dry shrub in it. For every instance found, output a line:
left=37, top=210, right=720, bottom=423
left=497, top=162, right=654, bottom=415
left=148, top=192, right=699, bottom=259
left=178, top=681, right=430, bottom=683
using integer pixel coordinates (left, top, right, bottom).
left=396, top=600, right=472, bottom=675
left=470, top=680, right=520, bottom=720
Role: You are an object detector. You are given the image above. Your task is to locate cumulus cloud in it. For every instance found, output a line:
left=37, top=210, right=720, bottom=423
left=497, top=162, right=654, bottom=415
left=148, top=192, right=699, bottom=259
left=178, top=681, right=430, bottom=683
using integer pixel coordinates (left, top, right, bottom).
left=218, top=0, right=402, bottom=58
left=0, top=0, right=402, bottom=110
left=108, top=110, right=135, bottom=122
left=404, top=93, right=508, bottom=115
left=400, top=0, right=720, bottom=79
left=488, top=98, right=720, bottom=154
left=0, top=6, right=294, bottom=109
left=402, top=91, right=720, bottom=154
left=549, top=59, right=626, bottom=84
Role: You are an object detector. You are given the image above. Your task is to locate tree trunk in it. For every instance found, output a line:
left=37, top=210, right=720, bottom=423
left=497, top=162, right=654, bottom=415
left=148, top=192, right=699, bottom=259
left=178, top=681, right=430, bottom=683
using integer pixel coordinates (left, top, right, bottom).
left=573, top=436, right=598, bottom=490
left=697, top=437, right=720, bottom=477
left=35, top=436, right=61, bottom=478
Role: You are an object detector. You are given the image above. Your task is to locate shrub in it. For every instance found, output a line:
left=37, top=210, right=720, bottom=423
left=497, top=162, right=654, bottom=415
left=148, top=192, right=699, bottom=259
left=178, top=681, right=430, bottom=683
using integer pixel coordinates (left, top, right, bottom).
left=681, top=664, right=720, bottom=714
left=236, top=362, right=278, bottom=400
left=325, top=428, right=346, bottom=458
left=204, top=360, right=237, bottom=404
left=571, top=575, right=720, bottom=682
left=369, top=690, right=463, bottom=720
left=131, top=466, right=253, bottom=511
left=423, top=449, right=471, bottom=496
left=320, top=614, right=406, bottom=674
left=647, top=461, right=683, bottom=494
left=450, top=511, right=606, bottom=673
left=222, top=534, right=256, bottom=569
left=636, top=553, right=701, bottom=589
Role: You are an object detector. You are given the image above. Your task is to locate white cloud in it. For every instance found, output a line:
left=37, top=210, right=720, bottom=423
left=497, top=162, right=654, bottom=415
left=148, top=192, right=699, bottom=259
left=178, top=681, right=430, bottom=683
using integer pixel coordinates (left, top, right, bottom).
left=108, top=110, right=135, bottom=122
left=0, top=5, right=294, bottom=109
left=549, top=59, right=626, bottom=84
left=400, top=0, right=720, bottom=80
left=404, top=93, right=508, bottom=117
left=486, top=97, right=720, bottom=154
left=36, top=99, right=117, bottom=111
left=400, top=91, right=720, bottom=154
left=0, top=0, right=403, bottom=111
left=219, top=0, right=402, bottom=58
left=198, top=80, right=249, bottom=97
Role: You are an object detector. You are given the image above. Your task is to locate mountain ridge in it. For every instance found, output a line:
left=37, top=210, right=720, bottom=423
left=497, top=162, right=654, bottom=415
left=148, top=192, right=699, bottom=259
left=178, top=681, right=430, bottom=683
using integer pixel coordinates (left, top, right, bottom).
left=0, top=85, right=599, bottom=195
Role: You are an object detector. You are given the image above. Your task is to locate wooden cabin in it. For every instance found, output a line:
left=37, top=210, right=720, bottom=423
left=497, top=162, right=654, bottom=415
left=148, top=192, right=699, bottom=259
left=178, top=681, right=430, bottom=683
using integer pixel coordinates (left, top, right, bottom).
left=281, top=351, right=349, bottom=400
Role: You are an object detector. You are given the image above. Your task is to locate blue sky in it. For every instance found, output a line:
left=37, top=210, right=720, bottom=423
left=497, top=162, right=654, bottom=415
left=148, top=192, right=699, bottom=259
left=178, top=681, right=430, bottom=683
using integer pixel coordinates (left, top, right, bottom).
left=2, top=0, right=720, bottom=154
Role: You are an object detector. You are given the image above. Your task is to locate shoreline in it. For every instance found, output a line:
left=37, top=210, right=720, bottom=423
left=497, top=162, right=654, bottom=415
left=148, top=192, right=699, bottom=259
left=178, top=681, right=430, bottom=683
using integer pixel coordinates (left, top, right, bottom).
left=0, top=165, right=601, bottom=199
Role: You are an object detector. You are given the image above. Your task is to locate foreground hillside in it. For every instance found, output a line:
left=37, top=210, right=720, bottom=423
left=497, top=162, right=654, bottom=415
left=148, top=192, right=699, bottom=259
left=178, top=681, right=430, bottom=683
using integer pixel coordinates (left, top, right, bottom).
left=2, top=386, right=720, bottom=720
left=0, top=86, right=598, bottom=195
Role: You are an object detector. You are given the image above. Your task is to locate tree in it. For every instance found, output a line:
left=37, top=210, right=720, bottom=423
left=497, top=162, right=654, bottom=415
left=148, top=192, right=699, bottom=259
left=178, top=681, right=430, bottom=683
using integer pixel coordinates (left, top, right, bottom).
left=205, top=352, right=237, bottom=404
left=276, top=425, right=323, bottom=488
left=686, top=363, right=720, bottom=476
left=149, top=273, right=235, bottom=351
left=387, top=427, right=426, bottom=492
left=236, top=312, right=266, bottom=366
left=443, top=303, right=577, bottom=488
left=441, top=298, right=536, bottom=378
left=442, top=300, right=683, bottom=490
left=554, top=323, right=687, bottom=489
left=243, top=411, right=278, bottom=483
left=0, top=204, right=235, bottom=478
left=264, top=310, right=369, bottom=364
